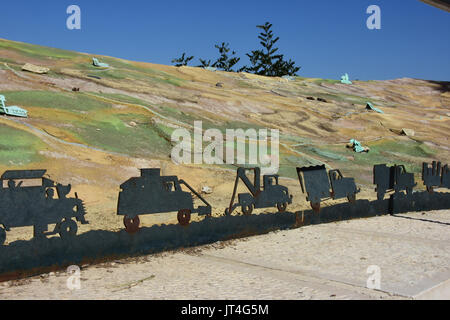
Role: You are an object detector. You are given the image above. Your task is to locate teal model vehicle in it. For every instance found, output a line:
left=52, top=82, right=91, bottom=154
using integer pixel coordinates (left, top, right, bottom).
left=92, top=58, right=110, bottom=68
left=340, top=73, right=352, bottom=85
left=0, top=95, right=28, bottom=118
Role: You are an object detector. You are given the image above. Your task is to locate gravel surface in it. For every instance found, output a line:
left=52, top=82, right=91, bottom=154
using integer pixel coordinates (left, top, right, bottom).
left=0, top=210, right=448, bottom=300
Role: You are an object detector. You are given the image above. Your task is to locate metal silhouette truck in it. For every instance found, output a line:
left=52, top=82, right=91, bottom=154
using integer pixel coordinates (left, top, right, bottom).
left=0, top=170, right=88, bottom=245
left=117, top=169, right=212, bottom=232
left=422, top=161, right=450, bottom=192
left=225, top=167, right=293, bottom=215
left=373, top=164, right=416, bottom=200
left=296, top=165, right=360, bottom=212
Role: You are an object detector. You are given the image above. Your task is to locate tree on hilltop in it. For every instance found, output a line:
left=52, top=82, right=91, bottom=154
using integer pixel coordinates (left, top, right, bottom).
left=241, top=22, right=300, bottom=77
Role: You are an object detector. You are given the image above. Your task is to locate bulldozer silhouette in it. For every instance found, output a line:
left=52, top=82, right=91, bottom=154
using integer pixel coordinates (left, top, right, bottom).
left=0, top=170, right=88, bottom=245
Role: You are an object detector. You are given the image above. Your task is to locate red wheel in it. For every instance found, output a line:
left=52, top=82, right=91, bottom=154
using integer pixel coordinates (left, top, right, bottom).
left=310, top=202, right=321, bottom=213
left=123, top=215, right=140, bottom=234
left=177, top=209, right=191, bottom=226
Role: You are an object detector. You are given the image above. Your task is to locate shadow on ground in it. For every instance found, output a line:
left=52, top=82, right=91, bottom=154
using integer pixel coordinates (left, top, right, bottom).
left=0, top=192, right=449, bottom=281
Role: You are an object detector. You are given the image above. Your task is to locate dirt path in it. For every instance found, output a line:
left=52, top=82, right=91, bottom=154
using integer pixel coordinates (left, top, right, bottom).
left=1, top=209, right=448, bottom=300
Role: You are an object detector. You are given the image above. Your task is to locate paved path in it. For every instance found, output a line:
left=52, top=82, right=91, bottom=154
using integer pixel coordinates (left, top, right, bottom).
left=0, top=210, right=449, bottom=300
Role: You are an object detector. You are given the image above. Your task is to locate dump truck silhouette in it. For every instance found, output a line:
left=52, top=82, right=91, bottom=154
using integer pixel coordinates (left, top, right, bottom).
left=373, top=164, right=416, bottom=200
left=296, top=165, right=360, bottom=212
left=225, top=167, right=293, bottom=215
left=0, top=170, right=88, bottom=245
left=117, top=169, right=212, bottom=232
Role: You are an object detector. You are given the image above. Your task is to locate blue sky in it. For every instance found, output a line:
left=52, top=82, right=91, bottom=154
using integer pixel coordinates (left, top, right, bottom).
left=0, top=0, right=449, bottom=81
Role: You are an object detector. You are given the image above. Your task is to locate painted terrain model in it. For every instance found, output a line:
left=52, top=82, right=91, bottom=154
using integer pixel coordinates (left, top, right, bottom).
left=0, top=38, right=448, bottom=245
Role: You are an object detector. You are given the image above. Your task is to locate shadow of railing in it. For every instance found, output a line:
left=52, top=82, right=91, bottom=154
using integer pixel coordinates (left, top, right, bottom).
left=0, top=191, right=449, bottom=281
left=392, top=214, right=450, bottom=226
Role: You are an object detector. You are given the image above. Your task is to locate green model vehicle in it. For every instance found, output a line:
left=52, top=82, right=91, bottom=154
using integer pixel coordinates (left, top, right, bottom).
left=0, top=95, right=28, bottom=118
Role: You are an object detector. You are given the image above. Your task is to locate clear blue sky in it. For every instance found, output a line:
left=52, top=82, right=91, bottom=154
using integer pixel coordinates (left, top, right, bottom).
left=1, top=0, right=449, bottom=81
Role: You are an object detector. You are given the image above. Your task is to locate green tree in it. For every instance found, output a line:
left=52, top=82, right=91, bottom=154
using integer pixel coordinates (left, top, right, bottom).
left=171, top=53, right=194, bottom=67
left=197, top=58, right=212, bottom=68
left=242, top=22, right=300, bottom=77
left=211, top=42, right=240, bottom=72
left=197, top=42, right=240, bottom=71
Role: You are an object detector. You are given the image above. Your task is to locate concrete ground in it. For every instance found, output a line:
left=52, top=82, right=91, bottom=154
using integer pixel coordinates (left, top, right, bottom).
left=0, top=209, right=449, bottom=300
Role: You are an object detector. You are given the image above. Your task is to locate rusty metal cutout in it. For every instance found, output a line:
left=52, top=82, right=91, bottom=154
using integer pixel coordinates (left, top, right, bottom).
left=225, top=167, right=293, bottom=215
left=0, top=170, right=88, bottom=245
left=117, top=169, right=211, bottom=232
left=423, top=161, right=450, bottom=193
left=296, top=166, right=360, bottom=212
left=374, top=164, right=416, bottom=200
